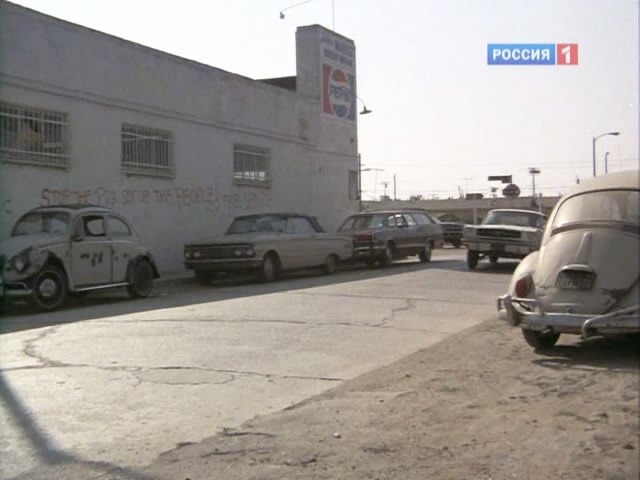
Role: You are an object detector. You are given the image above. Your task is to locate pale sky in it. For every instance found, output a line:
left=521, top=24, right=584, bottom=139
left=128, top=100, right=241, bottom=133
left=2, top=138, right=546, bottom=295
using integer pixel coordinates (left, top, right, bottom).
left=9, top=0, right=639, bottom=200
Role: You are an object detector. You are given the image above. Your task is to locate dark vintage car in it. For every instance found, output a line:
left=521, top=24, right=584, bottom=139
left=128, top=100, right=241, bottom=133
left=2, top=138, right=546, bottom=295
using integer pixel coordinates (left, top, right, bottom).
left=184, top=213, right=354, bottom=283
left=463, top=209, right=547, bottom=269
left=0, top=204, right=159, bottom=311
left=337, top=209, right=443, bottom=266
left=498, top=170, right=639, bottom=349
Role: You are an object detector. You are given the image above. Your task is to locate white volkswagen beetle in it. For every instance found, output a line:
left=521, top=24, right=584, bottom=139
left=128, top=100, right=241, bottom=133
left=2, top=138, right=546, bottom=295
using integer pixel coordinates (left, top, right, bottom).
left=498, top=170, right=639, bottom=349
left=1, top=204, right=159, bottom=311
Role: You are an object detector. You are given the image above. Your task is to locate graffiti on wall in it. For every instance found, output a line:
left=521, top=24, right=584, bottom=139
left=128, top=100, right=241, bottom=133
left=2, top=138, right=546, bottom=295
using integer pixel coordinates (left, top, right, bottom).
left=39, top=185, right=272, bottom=211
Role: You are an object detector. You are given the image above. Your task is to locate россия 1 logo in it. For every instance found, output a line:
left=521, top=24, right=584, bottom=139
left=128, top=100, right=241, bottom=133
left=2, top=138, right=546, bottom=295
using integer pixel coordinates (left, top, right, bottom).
left=488, top=44, right=578, bottom=65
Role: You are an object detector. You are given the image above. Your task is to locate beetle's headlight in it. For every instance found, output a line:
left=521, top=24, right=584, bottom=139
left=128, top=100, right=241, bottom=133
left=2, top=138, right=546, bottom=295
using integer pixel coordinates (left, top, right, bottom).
left=13, top=256, right=27, bottom=273
left=11, top=247, right=44, bottom=273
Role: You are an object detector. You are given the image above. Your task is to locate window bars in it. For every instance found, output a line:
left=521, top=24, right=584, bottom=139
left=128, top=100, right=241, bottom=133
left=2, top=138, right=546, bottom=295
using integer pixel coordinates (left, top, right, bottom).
left=121, top=124, right=174, bottom=177
left=0, top=102, right=69, bottom=168
left=233, top=144, right=271, bottom=186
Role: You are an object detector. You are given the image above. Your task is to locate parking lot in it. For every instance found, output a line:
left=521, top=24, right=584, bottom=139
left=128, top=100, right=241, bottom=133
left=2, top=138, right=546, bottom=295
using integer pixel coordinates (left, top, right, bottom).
left=0, top=248, right=637, bottom=479
left=0, top=249, right=495, bottom=475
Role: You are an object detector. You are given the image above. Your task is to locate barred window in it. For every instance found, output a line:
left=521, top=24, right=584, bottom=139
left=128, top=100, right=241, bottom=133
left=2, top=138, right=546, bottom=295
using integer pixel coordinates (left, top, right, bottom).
left=233, top=144, right=271, bottom=187
left=121, top=124, right=174, bottom=177
left=0, top=102, right=69, bottom=168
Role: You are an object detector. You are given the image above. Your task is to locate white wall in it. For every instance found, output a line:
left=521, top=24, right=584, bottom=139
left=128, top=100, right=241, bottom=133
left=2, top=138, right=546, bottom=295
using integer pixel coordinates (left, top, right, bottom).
left=0, top=3, right=359, bottom=272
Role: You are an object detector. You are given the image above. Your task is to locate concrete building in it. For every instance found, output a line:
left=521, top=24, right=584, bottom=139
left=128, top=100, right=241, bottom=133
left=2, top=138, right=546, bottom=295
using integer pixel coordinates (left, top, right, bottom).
left=0, top=1, right=361, bottom=272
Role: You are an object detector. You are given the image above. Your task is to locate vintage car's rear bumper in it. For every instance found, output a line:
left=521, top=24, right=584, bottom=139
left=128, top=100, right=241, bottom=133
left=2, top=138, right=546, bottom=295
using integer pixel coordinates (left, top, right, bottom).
left=498, top=294, right=640, bottom=338
left=352, top=245, right=386, bottom=260
left=184, top=258, right=263, bottom=273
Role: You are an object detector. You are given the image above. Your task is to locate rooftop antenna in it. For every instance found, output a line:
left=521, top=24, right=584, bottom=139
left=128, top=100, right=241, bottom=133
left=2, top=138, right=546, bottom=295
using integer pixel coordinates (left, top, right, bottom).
left=280, top=0, right=335, bottom=30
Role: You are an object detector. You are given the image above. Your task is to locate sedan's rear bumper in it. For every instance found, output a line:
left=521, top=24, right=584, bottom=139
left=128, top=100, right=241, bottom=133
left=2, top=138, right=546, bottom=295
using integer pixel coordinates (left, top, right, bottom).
left=498, top=294, right=640, bottom=338
left=352, top=245, right=385, bottom=260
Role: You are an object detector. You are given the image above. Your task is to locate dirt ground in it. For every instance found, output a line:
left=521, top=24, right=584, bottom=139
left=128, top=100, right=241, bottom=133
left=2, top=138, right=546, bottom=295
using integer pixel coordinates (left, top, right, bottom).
left=136, top=318, right=639, bottom=480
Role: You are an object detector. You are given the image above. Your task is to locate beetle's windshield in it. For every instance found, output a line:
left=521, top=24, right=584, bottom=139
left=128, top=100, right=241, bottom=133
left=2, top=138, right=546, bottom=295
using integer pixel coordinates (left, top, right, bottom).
left=226, top=215, right=286, bottom=234
left=482, top=211, right=546, bottom=228
left=552, top=189, right=640, bottom=229
left=11, top=211, right=70, bottom=236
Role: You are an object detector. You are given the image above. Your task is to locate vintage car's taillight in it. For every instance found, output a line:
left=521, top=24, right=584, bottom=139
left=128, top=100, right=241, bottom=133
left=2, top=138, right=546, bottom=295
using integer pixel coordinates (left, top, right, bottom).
left=514, top=274, right=532, bottom=298
left=355, top=233, right=373, bottom=242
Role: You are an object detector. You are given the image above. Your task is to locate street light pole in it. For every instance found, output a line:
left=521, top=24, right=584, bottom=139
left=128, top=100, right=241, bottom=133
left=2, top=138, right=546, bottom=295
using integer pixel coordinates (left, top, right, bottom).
left=359, top=166, right=383, bottom=210
left=592, top=132, right=620, bottom=176
left=529, top=167, right=540, bottom=208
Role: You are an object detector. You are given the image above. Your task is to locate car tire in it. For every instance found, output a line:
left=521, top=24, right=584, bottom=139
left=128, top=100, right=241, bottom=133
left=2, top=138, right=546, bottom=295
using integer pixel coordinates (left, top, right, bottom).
left=30, top=265, right=68, bottom=311
left=324, top=254, right=339, bottom=274
left=489, top=255, right=499, bottom=265
left=127, top=259, right=154, bottom=298
left=260, top=254, right=279, bottom=282
left=194, top=270, right=216, bottom=285
left=419, top=241, right=432, bottom=263
left=380, top=243, right=394, bottom=267
left=467, top=250, right=479, bottom=269
left=521, top=329, right=560, bottom=349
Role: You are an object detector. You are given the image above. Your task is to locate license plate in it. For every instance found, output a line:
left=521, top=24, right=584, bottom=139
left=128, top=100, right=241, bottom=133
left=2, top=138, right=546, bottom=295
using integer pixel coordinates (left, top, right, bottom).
left=556, top=271, right=594, bottom=290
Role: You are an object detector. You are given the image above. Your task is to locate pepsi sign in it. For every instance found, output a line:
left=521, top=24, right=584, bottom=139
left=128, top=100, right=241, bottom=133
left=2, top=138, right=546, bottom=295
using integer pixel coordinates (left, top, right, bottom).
left=322, top=64, right=357, bottom=121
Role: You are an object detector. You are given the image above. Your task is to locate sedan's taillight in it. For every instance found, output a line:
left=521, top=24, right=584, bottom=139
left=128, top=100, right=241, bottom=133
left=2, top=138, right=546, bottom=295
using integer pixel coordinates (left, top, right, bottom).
left=514, top=275, right=532, bottom=298
left=355, top=233, right=373, bottom=242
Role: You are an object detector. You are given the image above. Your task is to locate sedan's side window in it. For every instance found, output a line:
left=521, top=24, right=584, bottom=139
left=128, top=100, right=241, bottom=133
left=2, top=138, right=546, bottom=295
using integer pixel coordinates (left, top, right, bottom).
left=108, top=216, right=132, bottom=238
left=288, top=217, right=316, bottom=234
left=395, top=214, right=407, bottom=227
left=387, top=215, right=397, bottom=227
left=82, top=215, right=106, bottom=237
left=412, top=213, right=431, bottom=225
left=403, top=214, right=417, bottom=227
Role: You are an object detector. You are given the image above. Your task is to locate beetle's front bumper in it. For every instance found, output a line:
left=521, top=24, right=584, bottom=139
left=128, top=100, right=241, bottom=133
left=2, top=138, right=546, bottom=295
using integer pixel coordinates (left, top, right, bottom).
left=498, top=294, right=640, bottom=338
left=0, top=276, right=33, bottom=302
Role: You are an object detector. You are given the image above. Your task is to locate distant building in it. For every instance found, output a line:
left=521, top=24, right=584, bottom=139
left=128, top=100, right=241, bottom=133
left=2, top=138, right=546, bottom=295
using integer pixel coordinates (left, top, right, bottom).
left=0, top=1, right=361, bottom=271
left=362, top=195, right=561, bottom=224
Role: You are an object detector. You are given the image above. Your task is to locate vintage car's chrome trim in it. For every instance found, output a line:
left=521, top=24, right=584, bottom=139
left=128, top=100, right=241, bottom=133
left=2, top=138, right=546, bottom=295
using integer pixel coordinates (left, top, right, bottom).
left=184, top=258, right=264, bottom=272
left=1, top=281, right=32, bottom=297
left=581, top=305, right=640, bottom=338
left=498, top=294, right=640, bottom=337
left=74, top=282, right=129, bottom=292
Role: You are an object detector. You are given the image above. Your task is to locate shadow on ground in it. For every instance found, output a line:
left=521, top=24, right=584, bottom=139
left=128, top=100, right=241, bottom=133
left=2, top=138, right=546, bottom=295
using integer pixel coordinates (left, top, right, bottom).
left=1, top=252, right=480, bottom=334
left=531, top=335, right=640, bottom=373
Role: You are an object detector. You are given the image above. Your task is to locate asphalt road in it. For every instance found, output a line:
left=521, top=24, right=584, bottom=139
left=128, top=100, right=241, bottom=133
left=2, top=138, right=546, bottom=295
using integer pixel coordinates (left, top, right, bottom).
left=0, top=248, right=516, bottom=479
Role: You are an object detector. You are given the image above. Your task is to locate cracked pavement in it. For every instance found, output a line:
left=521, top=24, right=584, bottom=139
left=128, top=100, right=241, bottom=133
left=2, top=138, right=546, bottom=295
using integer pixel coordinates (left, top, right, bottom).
left=0, top=249, right=509, bottom=479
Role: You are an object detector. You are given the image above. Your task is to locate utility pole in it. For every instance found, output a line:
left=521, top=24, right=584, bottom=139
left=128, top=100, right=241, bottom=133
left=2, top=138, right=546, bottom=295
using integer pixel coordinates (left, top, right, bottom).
left=382, top=181, right=389, bottom=199
left=393, top=174, right=396, bottom=201
left=604, top=151, right=610, bottom=174
left=529, top=167, right=540, bottom=208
